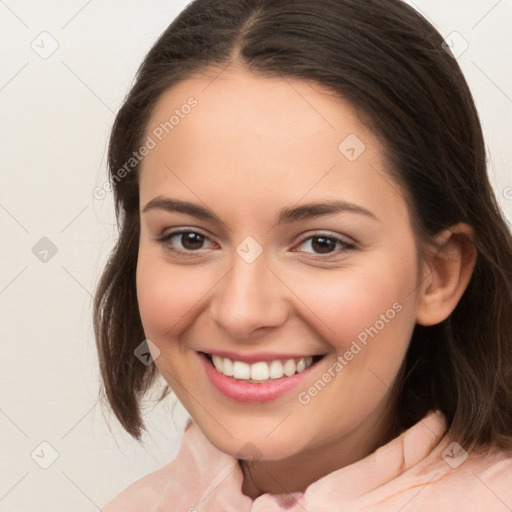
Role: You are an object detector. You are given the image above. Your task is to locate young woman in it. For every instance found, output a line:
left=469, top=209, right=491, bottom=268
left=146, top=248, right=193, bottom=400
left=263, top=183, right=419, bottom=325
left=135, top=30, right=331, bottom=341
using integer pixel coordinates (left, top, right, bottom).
left=95, top=0, right=512, bottom=510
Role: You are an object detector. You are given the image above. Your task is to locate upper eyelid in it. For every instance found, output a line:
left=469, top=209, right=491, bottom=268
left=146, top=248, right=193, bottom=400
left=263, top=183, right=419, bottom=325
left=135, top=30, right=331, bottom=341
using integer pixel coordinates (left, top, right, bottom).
left=295, top=231, right=354, bottom=244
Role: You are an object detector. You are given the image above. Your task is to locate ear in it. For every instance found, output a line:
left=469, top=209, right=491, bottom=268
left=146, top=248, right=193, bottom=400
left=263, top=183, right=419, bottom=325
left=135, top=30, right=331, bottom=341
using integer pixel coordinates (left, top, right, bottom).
left=416, top=223, right=477, bottom=326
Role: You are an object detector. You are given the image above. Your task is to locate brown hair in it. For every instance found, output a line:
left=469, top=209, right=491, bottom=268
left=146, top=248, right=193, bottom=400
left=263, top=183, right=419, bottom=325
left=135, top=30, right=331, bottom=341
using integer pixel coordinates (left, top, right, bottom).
left=94, top=0, right=512, bottom=446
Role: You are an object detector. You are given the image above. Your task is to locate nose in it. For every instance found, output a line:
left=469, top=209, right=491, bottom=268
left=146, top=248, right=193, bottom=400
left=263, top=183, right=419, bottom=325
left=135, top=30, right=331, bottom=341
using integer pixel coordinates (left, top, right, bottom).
left=209, top=252, right=290, bottom=340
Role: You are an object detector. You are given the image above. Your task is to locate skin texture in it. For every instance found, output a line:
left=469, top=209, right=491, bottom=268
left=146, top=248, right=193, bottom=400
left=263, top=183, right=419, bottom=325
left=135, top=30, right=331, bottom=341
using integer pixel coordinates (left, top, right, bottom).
left=136, top=66, right=476, bottom=498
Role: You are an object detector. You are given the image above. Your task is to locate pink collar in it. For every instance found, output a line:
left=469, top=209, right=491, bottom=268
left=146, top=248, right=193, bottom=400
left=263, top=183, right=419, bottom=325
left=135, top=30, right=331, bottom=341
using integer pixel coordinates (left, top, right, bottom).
left=152, top=410, right=450, bottom=511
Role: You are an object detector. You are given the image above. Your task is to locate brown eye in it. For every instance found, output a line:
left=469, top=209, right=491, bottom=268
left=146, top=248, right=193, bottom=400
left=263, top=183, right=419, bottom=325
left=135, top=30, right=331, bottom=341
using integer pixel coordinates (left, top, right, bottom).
left=295, top=233, right=355, bottom=257
left=311, top=236, right=337, bottom=254
left=180, top=232, right=205, bottom=250
left=158, top=230, right=215, bottom=254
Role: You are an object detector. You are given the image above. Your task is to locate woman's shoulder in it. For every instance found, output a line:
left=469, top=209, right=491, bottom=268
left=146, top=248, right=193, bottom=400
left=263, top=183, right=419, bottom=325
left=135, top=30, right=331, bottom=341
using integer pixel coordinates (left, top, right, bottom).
left=434, top=442, right=512, bottom=491
left=401, top=439, right=512, bottom=511
left=346, top=412, right=512, bottom=511
left=101, top=420, right=195, bottom=511
left=101, top=451, right=188, bottom=511
left=101, top=419, right=245, bottom=512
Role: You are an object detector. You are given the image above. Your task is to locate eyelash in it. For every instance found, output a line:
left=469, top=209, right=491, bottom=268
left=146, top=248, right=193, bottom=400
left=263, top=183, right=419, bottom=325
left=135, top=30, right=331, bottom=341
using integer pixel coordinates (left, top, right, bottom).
left=156, top=229, right=356, bottom=259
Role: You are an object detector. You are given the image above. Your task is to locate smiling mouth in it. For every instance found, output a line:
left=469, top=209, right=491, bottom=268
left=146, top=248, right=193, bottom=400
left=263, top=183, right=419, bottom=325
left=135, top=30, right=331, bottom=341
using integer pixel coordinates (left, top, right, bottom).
left=200, top=351, right=326, bottom=383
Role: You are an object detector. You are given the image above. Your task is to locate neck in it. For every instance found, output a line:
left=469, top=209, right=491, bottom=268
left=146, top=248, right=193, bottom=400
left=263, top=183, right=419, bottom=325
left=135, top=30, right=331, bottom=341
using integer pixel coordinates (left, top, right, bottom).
left=238, top=403, right=398, bottom=500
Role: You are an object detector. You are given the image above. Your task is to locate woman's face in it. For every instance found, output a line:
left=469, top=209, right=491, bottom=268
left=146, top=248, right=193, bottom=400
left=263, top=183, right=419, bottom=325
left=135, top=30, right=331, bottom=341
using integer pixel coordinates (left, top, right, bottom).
left=136, top=67, right=423, bottom=462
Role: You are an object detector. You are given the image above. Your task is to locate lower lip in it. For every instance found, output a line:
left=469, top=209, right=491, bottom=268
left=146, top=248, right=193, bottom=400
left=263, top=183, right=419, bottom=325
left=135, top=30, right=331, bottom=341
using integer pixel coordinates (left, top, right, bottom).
left=198, top=352, right=324, bottom=403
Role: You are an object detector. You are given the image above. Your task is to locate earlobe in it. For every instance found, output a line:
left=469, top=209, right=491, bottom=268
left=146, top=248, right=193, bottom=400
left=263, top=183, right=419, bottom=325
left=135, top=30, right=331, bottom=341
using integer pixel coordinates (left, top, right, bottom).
left=415, top=223, right=477, bottom=326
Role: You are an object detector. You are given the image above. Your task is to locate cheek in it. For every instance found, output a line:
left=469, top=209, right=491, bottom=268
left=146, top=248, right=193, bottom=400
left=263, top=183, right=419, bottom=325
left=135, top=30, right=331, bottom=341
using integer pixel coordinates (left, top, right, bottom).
left=296, top=273, right=404, bottom=343
left=291, top=264, right=417, bottom=424
left=136, top=250, right=213, bottom=339
left=289, top=252, right=418, bottom=357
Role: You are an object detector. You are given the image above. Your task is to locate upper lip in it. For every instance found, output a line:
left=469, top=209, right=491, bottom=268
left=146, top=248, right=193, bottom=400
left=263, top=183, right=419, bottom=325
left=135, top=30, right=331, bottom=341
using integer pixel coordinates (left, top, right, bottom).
left=198, top=349, right=325, bottom=364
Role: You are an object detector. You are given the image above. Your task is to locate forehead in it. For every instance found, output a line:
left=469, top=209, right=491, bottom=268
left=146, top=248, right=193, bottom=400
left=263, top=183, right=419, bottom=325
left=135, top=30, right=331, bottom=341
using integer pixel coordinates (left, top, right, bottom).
left=139, top=66, right=407, bottom=226
left=144, top=66, right=367, bottom=158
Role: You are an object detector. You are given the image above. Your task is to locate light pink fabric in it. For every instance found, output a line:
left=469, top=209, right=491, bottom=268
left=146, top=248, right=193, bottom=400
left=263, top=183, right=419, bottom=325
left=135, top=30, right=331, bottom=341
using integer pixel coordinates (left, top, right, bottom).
left=103, top=411, right=512, bottom=511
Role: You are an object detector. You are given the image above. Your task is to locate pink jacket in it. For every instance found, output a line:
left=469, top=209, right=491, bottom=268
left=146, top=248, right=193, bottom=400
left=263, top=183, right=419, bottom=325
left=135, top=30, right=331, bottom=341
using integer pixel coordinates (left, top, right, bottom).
left=103, top=411, right=512, bottom=511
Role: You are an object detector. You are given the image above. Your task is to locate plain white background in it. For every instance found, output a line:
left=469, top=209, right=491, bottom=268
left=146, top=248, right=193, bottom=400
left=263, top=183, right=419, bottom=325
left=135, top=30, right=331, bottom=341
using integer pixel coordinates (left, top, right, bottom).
left=0, top=1, right=510, bottom=510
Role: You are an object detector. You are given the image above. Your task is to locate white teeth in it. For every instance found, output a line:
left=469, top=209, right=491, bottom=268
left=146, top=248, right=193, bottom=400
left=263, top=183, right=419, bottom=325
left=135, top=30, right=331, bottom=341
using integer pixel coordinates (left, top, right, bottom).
left=283, top=359, right=296, bottom=377
left=209, top=354, right=316, bottom=382
left=223, top=358, right=234, bottom=376
left=212, top=355, right=223, bottom=372
left=269, top=360, right=284, bottom=379
left=296, top=358, right=306, bottom=373
left=250, top=362, right=269, bottom=381
left=233, top=361, right=251, bottom=379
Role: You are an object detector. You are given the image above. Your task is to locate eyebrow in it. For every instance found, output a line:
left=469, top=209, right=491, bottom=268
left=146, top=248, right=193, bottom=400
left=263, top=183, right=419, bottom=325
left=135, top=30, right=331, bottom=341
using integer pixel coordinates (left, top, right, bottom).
left=142, top=196, right=378, bottom=224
